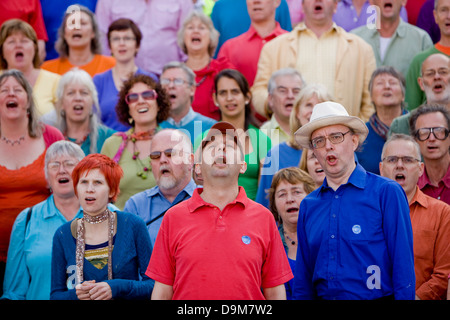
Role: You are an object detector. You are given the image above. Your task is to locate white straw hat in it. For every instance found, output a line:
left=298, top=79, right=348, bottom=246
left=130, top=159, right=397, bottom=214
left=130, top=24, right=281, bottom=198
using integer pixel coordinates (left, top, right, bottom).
left=294, top=101, right=369, bottom=149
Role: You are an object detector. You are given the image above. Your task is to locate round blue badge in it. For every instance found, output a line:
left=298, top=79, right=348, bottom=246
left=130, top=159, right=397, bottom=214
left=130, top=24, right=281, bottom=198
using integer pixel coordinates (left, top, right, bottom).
left=241, top=235, right=251, bottom=245
left=352, top=225, right=362, bottom=234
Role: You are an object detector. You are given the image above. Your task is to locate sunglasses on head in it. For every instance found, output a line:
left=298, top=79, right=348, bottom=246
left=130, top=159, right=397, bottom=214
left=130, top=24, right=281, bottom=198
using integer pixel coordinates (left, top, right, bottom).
left=125, top=90, right=158, bottom=104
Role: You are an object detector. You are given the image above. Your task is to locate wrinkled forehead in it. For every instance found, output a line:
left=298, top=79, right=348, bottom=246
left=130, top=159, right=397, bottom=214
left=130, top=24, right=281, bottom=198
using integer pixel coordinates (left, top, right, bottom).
left=311, top=124, right=350, bottom=139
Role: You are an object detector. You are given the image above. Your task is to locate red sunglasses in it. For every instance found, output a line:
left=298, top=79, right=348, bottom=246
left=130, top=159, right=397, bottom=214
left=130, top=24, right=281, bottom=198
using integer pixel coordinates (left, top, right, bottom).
left=125, top=90, right=158, bottom=104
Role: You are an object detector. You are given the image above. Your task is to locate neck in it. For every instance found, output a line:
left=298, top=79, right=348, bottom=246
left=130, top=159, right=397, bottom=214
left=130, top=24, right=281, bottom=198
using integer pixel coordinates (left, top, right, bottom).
left=274, top=114, right=290, bottom=134
left=251, top=18, right=277, bottom=38
left=0, top=117, right=29, bottom=139
left=378, top=18, right=400, bottom=38
left=406, top=186, right=417, bottom=205
left=17, top=65, right=39, bottom=87
left=170, top=105, right=190, bottom=124
left=326, top=161, right=356, bottom=191
left=113, top=60, right=138, bottom=78
left=305, top=19, right=333, bottom=38
left=424, top=155, right=450, bottom=186
left=375, top=104, right=402, bottom=126
left=186, top=53, right=210, bottom=71
left=200, top=182, right=240, bottom=211
left=54, top=194, right=80, bottom=221
left=221, top=113, right=246, bottom=130
left=66, top=119, right=90, bottom=139
left=283, top=221, right=297, bottom=234
left=134, top=121, right=157, bottom=133
left=67, top=47, right=94, bottom=66
left=438, top=35, right=450, bottom=47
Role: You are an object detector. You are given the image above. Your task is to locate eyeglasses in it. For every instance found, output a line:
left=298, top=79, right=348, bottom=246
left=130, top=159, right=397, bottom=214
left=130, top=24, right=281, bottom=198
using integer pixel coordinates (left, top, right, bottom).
left=382, top=156, right=421, bottom=166
left=125, top=90, right=158, bottom=104
left=110, top=36, right=136, bottom=43
left=160, top=78, right=188, bottom=86
left=48, top=160, right=78, bottom=171
left=310, top=131, right=351, bottom=149
left=149, top=148, right=183, bottom=160
left=414, top=127, right=450, bottom=141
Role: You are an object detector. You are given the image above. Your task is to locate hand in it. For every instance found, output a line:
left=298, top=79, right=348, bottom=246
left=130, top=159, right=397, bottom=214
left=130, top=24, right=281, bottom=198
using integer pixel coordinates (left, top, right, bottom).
left=88, top=282, right=113, bottom=300
left=76, top=280, right=96, bottom=300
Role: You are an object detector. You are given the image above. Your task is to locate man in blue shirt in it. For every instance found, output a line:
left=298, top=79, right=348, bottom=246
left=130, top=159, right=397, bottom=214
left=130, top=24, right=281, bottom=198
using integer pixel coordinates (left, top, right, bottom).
left=159, top=62, right=217, bottom=145
left=124, top=129, right=197, bottom=248
left=293, top=101, right=415, bottom=300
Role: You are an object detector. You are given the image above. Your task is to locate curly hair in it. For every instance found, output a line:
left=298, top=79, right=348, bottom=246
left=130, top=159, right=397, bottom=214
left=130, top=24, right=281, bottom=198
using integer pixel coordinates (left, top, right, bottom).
left=115, top=74, right=170, bottom=126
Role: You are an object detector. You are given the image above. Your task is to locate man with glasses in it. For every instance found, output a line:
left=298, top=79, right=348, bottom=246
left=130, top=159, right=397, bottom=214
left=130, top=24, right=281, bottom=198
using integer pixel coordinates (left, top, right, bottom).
left=410, top=104, right=450, bottom=205
left=159, top=61, right=216, bottom=145
left=380, top=133, right=450, bottom=300
left=293, top=101, right=415, bottom=300
left=124, top=129, right=196, bottom=250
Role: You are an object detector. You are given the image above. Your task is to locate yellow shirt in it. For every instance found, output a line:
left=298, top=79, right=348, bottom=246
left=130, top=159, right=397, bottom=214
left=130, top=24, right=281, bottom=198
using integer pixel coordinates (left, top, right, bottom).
left=260, top=116, right=290, bottom=146
left=33, top=69, right=60, bottom=116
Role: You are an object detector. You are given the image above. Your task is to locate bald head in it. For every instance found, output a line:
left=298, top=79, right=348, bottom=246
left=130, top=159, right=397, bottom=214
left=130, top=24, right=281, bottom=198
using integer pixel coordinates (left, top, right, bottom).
left=418, top=53, right=450, bottom=106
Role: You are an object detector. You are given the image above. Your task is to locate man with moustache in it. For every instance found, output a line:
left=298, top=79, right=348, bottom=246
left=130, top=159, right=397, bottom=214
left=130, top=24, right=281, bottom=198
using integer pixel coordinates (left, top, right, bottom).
left=380, top=133, right=450, bottom=300
left=389, top=53, right=450, bottom=136
left=409, top=104, right=450, bottom=205
left=146, top=122, right=293, bottom=300
left=293, top=101, right=415, bottom=300
left=124, top=129, right=196, bottom=249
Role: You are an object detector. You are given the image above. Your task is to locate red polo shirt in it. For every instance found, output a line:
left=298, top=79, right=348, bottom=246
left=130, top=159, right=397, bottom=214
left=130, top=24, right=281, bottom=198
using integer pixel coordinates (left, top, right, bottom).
left=418, top=164, right=450, bottom=206
left=217, top=23, right=288, bottom=86
left=146, top=187, right=293, bottom=300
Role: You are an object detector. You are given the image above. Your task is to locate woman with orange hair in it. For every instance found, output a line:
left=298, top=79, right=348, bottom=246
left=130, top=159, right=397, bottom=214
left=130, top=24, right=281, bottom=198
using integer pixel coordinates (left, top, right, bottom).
left=50, top=153, right=153, bottom=300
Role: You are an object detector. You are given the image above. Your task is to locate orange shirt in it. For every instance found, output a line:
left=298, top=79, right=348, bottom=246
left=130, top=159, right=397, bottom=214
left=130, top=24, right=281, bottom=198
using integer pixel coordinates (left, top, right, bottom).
left=41, top=54, right=116, bottom=77
left=410, top=187, right=450, bottom=300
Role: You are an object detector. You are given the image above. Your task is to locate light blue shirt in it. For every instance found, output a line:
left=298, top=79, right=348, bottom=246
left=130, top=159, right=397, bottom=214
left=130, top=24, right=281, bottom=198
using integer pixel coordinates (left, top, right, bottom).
left=124, top=179, right=197, bottom=248
left=1, top=195, right=117, bottom=300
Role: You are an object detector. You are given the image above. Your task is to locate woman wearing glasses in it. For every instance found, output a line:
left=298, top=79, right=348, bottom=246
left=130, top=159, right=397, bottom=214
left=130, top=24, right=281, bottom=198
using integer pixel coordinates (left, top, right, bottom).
left=50, top=153, right=153, bottom=300
left=54, top=68, right=115, bottom=155
left=101, top=74, right=170, bottom=210
left=94, top=18, right=158, bottom=132
left=2, top=141, right=85, bottom=300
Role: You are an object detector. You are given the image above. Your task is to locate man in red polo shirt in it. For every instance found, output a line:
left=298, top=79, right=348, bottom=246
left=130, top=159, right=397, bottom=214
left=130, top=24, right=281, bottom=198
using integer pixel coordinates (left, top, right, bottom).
left=217, top=0, right=288, bottom=87
left=146, top=122, right=293, bottom=300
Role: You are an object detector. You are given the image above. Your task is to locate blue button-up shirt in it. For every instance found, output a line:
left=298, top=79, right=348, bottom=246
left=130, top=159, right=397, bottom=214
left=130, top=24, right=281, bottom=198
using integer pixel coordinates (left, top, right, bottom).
left=293, top=164, right=415, bottom=300
left=124, top=179, right=197, bottom=248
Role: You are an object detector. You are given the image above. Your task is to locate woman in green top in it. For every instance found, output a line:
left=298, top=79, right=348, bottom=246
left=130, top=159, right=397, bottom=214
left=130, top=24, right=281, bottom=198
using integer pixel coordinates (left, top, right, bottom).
left=55, top=68, right=115, bottom=155
left=101, top=74, right=170, bottom=209
left=211, top=69, right=271, bottom=200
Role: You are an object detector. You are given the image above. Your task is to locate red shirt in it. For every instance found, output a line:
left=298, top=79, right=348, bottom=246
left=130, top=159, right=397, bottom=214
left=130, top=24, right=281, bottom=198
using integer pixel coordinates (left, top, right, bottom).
left=146, top=187, right=293, bottom=300
left=0, top=0, right=48, bottom=41
left=192, top=57, right=235, bottom=121
left=217, top=23, right=288, bottom=87
left=418, top=164, right=450, bottom=206
left=409, top=187, right=450, bottom=300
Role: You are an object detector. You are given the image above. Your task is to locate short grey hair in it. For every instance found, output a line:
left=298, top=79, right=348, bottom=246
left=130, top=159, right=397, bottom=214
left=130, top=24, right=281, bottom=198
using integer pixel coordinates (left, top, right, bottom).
left=44, top=140, right=85, bottom=180
left=381, top=133, right=421, bottom=161
left=162, top=61, right=196, bottom=86
left=267, top=68, right=305, bottom=94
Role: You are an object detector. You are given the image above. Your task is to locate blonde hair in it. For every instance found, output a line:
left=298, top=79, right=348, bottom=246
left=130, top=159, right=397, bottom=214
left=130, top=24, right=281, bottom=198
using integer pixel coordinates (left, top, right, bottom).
left=288, top=83, right=334, bottom=149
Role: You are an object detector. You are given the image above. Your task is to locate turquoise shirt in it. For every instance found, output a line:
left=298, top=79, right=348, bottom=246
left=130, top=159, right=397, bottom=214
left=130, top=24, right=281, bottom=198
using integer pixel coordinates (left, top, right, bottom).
left=66, top=124, right=116, bottom=155
left=1, top=195, right=117, bottom=300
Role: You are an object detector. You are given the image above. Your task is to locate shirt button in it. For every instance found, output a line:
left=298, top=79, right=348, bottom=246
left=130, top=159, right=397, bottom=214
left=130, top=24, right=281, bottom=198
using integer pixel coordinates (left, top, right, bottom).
left=335, top=195, right=339, bottom=199
left=332, top=214, right=336, bottom=218
left=219, top=216, right=223, bottom=219
left=331, top=235, right=335, bottom=239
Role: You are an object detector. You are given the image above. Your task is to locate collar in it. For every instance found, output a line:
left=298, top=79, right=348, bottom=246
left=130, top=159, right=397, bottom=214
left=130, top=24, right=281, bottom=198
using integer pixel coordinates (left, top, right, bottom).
left=187, top=186, right=248, bottom=213
left=146, top=179, right=197, bottom=199
left=410, top=186, right=430, bottom=209
left=43, top=194, right=83, bottom=220
left=318, top=163, right=367, bottom=193
left=246, top=22, right=284, bottom=40
left=294, top=21, right=340, bottom=36
left=418, top=163, right=450, bottom=189
left=367, top=18, right=407, bottom=38
left=166, top=107, right=196, bottom=127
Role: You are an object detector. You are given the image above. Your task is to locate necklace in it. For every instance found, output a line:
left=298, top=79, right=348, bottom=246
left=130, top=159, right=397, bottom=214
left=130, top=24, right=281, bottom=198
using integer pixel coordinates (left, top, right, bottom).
left=284, top=232, right=297, bottom=246
left=129, top=128, right=155, bottom=180
left=195, top=58, right=211, bottom=87
left=84, top=209, right=109, bottom=224
left=65, top=133, right=89, bottom=146
left=1, top=135, right=25, bottom=146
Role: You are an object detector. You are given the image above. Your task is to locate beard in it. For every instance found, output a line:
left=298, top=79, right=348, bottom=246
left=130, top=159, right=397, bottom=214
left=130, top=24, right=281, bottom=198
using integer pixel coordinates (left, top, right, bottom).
left=158, top=174, right=178, bottom=190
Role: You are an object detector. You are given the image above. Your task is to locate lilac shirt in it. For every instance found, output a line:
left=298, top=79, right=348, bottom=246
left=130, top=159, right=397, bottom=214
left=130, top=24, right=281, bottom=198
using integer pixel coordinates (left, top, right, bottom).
left=95, top=0, right=193, bottom=75
left=333, top=0, right=408, bottom=32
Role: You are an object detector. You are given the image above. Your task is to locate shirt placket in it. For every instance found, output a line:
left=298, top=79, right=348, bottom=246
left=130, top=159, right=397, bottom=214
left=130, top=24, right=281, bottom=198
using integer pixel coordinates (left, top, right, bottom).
left=328, top=190, right=341, bottom=298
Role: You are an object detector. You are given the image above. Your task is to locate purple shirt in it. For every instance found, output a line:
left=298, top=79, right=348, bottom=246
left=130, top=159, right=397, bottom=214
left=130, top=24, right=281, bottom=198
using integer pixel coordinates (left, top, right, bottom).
left=418, top=164, right=450, bottom=206
left=95, top=0, right=193, bottom=75
left=333, top=0, right=408, bottom=32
